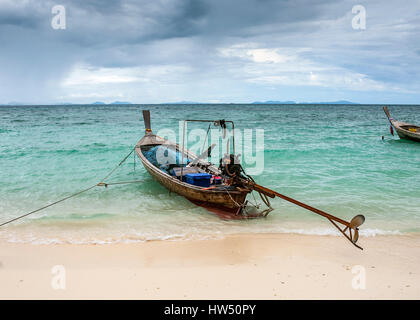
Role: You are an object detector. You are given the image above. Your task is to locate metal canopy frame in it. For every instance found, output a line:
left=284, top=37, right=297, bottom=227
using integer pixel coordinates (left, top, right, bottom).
left=180, top=119, right=236, bottom=180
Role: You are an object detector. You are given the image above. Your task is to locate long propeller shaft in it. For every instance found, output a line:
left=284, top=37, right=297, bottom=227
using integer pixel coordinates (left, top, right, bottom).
left=249, top=183, right=350, bottom=226
left=246, top=181, right=365, bottom=249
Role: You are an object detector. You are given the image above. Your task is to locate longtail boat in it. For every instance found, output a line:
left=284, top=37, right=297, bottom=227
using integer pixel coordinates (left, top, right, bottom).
left=135, top=111, right=259, bottom=219
left=136, top=110, right=366, bottom=249
left=383, top=106, right=420, bottom=142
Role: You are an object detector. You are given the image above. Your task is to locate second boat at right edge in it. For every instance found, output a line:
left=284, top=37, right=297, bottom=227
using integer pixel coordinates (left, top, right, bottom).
left=384, top=106, right=420, bottom=142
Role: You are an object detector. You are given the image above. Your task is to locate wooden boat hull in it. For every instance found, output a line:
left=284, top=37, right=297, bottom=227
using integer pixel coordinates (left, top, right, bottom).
left=394, top=124, right=420, bottom=142
left=136, top=134, right=252, bottom=217
left=383, top=107, right=420, bottom=143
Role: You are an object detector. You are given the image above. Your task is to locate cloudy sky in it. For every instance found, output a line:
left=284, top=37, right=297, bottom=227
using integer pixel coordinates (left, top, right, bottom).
left=0, top=0, right=419, bottom=104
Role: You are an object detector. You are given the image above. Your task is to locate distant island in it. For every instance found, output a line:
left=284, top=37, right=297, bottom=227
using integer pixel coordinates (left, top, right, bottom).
left=163, top=100, right=358, bottom=105
left=251, top=100, right=296, bottom=104
left=110, top=101, right=132, bottom=105
left=90, top=101, right=132, bottom=105
left=166, top=100, right=358, bottom=105
left=166, top=101, right=205, bottom=104
left=0, top=101, right=28, bottom=106
left=251, top=100, right=358, bottom=105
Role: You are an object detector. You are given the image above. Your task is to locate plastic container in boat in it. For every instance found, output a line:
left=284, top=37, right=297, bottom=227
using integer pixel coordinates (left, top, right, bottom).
left=185, top=173, right=212, bottom=188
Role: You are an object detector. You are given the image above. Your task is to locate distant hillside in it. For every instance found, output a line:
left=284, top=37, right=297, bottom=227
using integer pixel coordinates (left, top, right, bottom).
left=252, top=100, right=358, bottom=105
left=301, top=100, right=358, bottom=104
left=252, top=100, right=296, bottom=104
left=4, top=101, right=28, bottom=106
left=166, top=101, right=204, bottom=104
left=110, top=101, right=132, bottom=105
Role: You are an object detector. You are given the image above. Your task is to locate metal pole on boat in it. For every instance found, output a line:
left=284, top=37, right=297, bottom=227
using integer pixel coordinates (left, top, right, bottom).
left=180, top=120, right=186, bottom=180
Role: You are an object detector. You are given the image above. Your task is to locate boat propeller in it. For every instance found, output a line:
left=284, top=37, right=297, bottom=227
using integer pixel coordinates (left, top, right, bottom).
left=331, top=214, right=365, bottom=249
left=350, top=214, right=365, bottom=229
left=348, top=214, right=365, bottom=244
left=352, top=229, right=359, bottom=243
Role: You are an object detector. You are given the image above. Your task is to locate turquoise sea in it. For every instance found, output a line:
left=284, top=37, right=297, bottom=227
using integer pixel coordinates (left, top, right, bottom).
left=1, top=104, right=419, bottom=244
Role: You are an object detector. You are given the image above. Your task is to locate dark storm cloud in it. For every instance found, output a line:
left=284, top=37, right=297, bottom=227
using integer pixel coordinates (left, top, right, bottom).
left=0, top=0, right=419, bottom=104
left=168, top=0, right=209, bottom=36
left=1, top=0, right=331, bottom=47
left=42, top=0, right=337, bottom=68
left=1, top=0, right=336, bottom=54
left=0, top=1, right=48, bottom=28
left=0, top=12, right=39, bottom=28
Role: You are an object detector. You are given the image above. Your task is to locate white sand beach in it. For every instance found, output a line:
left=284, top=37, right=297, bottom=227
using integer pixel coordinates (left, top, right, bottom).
left=1, top=233, right=419, bottom=299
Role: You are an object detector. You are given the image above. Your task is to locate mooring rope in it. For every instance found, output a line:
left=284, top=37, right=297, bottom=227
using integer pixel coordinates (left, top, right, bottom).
left=100, top=146, right=136, bottom=182
left=0, top=146, right=139, bottom=227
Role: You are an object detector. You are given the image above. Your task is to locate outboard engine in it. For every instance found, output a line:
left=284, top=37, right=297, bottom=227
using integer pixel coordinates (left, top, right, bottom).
left=219, top=154, right=242, bottom=178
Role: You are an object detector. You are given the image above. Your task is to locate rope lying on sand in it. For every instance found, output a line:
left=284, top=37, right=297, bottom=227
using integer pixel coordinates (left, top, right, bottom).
left=0, top=146, right=141, bottom=227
